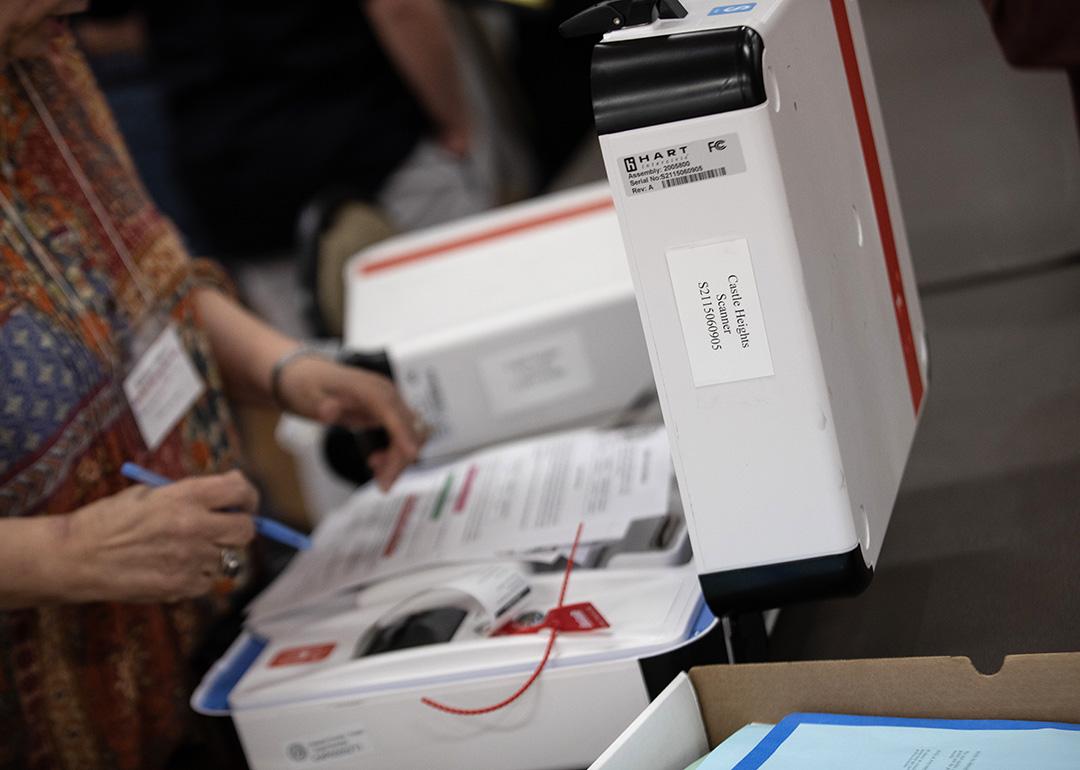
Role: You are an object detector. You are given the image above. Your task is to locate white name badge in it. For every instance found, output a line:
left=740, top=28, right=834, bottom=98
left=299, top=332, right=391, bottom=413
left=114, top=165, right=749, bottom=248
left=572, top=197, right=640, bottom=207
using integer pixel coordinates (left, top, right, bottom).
left=123, top=325, right=206, bottom=451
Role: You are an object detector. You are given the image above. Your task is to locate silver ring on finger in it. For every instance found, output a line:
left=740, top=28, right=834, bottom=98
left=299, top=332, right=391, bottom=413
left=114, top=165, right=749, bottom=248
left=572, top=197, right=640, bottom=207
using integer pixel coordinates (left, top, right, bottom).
left=219, top=547, right=242, bottom=579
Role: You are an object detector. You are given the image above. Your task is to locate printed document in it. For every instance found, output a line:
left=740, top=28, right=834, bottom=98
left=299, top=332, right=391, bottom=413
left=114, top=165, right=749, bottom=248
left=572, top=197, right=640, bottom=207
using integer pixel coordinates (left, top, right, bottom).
left=246, top=425, right=672, bottom=623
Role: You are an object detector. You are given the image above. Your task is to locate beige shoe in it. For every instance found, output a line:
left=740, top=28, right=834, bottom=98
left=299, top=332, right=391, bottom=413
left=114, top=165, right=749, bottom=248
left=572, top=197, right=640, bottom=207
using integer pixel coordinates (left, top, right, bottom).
left=310, top=201, right=396, bottom=337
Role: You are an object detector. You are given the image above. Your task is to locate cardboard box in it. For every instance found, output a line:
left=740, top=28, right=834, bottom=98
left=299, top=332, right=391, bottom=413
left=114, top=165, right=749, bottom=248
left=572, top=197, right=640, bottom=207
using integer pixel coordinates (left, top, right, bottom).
left=591, top=653, right=1080, bottom=770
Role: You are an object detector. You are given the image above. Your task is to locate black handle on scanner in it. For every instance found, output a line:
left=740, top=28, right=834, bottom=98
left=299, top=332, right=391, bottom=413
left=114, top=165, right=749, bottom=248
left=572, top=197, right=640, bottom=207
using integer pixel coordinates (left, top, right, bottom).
left=560, top=0, right=686, bottom=38
left=322, top=351, right=393, bottom=487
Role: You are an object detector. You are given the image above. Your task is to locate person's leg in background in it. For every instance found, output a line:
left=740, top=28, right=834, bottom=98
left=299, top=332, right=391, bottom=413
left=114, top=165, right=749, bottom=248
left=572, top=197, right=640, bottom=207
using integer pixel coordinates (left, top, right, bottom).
left=364, top=0, right=505, bottom=232
left=981, top=0, right=1080, bottom=129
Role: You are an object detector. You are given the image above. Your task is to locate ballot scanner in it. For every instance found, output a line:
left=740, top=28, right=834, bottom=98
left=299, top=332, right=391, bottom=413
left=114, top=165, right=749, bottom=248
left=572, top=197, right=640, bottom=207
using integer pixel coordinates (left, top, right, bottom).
left=339, top=182, right=655, bottom=462
left=196, top=2, right=928, bottom=767
left=279, top=182, right=657, bottom=511
left=572, top=0, right=929, bottom=613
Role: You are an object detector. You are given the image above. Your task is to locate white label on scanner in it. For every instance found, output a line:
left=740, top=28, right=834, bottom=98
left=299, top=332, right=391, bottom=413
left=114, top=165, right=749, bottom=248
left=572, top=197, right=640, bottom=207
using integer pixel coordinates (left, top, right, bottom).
left=283, top=728, right=373, bottom=765
left=123, top=325, right=205, bottom=450
left=395, top=361, right=450, bottom=444
left=478, top=330, right=594, bottom=416
left=619, top=134, right=747, bottom=197
left=667, top=239, right=774, bottom=387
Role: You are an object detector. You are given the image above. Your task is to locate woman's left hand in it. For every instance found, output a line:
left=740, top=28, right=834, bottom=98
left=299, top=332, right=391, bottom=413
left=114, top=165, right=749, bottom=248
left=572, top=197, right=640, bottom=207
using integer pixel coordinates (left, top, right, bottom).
left=190, top=289, right=427, bottom=489
left=276, top=355, right=425, bottom=490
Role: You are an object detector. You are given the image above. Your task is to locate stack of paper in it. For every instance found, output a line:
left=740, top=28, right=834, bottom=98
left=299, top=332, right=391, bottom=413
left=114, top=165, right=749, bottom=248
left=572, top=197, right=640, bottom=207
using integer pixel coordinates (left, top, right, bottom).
left=246, top=425, right=673, bottom=625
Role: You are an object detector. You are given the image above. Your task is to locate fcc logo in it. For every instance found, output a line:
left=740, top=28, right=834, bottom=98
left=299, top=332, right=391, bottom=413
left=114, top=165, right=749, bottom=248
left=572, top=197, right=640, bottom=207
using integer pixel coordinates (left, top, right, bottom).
left=624, top=157, right=638, bottom=173
left=709, top=3, right=757, bottom=15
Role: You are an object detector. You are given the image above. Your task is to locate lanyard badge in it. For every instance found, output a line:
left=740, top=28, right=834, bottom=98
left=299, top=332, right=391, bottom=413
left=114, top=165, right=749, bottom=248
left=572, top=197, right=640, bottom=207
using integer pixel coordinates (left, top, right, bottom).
left=122, top=323, right=206, bottom=451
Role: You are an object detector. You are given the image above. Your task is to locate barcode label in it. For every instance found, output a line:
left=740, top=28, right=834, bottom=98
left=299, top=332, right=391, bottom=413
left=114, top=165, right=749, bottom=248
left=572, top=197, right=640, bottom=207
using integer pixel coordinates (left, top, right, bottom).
left=662, top=167, right=727, bottom=188
left=619, top=134, right=746, bottom=197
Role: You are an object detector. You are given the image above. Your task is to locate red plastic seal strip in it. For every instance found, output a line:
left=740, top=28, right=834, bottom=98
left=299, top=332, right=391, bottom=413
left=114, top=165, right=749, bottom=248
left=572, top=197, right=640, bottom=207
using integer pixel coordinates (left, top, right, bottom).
left=420, top=523, right=591, bottom=716
left=545, top=602, right=609, bottom=632
left=492, top=602, right=610, bottom=636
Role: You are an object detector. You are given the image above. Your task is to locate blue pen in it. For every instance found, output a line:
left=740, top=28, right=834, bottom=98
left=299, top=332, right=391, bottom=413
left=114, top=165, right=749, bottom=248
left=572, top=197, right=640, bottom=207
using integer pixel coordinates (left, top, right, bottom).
left=120, top=462, right=312, bottom=550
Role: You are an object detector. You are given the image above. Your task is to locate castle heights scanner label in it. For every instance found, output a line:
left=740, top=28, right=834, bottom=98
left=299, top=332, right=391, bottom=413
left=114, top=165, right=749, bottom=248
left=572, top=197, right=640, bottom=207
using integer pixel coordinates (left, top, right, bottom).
left=619, top=134, right=747, bottom=197
left=666, top=238, right=774, bottom=388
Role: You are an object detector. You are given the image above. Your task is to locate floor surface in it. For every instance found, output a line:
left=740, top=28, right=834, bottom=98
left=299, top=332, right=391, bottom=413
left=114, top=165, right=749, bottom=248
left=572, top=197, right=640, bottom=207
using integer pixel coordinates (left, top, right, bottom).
left=769, top=264, right=1080, bottom=672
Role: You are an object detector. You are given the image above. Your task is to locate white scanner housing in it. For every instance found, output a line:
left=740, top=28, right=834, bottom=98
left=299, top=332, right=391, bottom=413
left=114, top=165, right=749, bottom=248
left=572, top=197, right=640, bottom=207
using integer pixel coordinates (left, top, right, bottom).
left=590, top=0, right=928, bottom=612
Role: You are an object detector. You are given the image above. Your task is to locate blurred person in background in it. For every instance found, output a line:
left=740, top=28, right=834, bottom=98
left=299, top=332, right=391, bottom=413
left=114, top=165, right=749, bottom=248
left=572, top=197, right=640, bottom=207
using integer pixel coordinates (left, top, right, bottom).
left=509, top=0, right=598, bottom=190
left=0, top=2, right=424, bottom=768
left=139, top=0, right=494, bottom=259
left=74, top=0, right=501, bottom=336
left=982, top=0, right=1080, bottom=129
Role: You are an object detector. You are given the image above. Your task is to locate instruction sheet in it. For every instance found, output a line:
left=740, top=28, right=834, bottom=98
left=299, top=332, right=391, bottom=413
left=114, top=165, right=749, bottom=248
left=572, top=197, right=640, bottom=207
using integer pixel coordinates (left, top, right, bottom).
left=247, top=425, right=672, bottom=623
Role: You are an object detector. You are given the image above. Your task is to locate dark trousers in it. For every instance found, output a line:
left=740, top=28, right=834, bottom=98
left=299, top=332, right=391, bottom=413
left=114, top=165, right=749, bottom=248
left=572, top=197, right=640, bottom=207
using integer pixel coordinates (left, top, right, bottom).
left=982, top=0, right=1080, bottom=127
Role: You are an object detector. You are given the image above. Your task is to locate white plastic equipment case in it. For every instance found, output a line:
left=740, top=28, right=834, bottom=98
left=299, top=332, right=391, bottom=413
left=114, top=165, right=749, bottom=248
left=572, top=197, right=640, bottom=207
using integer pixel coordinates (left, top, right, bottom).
left=193, top=517, right=723, bottom=770
left=573, top=0, right=929, bottom=614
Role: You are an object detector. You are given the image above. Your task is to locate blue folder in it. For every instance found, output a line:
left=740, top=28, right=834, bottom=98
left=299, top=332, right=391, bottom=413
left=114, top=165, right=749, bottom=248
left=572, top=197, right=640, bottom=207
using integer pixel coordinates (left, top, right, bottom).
left=724, top=713, right=1080, bottom=770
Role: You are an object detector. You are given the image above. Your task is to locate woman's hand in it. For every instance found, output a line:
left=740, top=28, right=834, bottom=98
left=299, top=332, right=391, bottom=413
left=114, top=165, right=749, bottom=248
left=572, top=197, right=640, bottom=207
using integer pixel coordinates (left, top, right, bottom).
left=437, top=121, right=472, bottom=159
left=276, top=355, right=425, bottom=491
left=57, top=472, right=258, bottom=603
left=191, top=289, right=424, bottom=491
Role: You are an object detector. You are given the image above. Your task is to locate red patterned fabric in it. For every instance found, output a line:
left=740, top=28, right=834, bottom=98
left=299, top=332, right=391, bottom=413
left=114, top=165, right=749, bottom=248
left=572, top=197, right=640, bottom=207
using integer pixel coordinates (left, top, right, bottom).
left=1, top=32, right=244, bottom=770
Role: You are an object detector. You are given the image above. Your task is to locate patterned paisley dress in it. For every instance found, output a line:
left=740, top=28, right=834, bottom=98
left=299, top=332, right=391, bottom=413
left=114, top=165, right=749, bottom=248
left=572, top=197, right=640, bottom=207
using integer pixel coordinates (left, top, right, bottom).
left=1, top=32, right=245, bottom=770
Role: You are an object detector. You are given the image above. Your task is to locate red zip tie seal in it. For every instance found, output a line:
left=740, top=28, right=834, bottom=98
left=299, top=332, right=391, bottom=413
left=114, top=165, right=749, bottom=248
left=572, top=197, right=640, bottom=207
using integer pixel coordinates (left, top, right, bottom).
left=420, top=522, right=591, bottom=716
left=493, top=602, right=610, bottom=636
